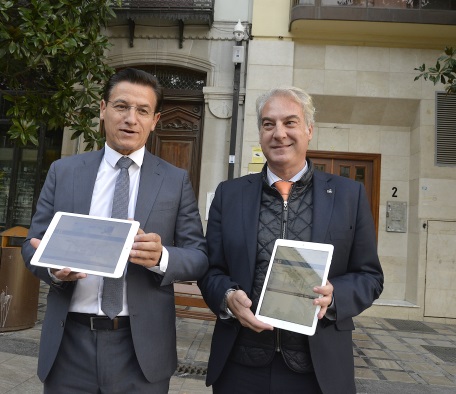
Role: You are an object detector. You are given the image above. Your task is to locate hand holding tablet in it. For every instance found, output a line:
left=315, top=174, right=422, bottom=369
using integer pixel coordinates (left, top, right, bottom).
left=30, top=212, right=140, bottom=278
left=255, top=239, right=334, bottom=336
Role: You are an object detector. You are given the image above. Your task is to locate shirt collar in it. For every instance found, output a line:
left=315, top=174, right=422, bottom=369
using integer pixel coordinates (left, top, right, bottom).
left=104, top=144, right=144, bottom=169
left=266, top=161, right=308, bottom=187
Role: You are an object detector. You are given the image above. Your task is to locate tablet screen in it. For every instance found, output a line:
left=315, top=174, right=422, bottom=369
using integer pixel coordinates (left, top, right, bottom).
left=255, top=239, right=333, bottom=335
left=31, top=212, right=140, bottom=277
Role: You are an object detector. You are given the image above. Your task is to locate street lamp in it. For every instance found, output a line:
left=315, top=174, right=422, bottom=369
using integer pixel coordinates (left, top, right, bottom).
left=228, top=20, right=246, bottom=180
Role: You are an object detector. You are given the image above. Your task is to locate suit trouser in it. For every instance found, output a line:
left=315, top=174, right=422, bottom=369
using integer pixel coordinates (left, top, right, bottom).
left=43, top=317, right=169, bottom=394
left=213, top=353, right=322, bottom=394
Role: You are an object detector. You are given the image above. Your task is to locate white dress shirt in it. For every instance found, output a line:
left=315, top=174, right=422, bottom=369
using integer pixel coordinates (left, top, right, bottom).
left=266, top=162, right=308, bottom=186
left=68, top=144, right=169, bottom=315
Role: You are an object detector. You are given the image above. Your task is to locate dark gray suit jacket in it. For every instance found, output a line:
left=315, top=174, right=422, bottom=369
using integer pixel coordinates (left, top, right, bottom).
left=198, top=167, right=383, bottom=394
left=22, top=148, right=208, bottom=383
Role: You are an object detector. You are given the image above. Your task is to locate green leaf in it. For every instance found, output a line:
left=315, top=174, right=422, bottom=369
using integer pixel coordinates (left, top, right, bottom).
left=1, top=0, right=116, bottom=148
left=8, top=40, right=16, bottom=53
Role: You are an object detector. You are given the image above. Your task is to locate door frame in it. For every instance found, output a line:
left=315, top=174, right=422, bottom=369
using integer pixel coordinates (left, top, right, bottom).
left=307, top=150, right=381, bottom=239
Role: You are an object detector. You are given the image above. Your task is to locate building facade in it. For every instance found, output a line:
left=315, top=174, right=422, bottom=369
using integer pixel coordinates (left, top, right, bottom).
left=242, top=0, right=456, bottom=323
left=56, top=0, right=456, bottom=323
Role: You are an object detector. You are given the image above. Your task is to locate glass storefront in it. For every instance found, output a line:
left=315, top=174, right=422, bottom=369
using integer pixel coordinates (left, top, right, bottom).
left=0, top=124, right=62, bottom=232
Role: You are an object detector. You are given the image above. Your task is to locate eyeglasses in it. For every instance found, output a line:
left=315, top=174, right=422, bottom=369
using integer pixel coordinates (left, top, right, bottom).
left=107, top=101, right=155, bottom=118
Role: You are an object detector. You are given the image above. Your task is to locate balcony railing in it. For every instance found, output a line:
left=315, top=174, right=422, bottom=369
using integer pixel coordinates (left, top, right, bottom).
left=112, top=0, right=214, bottom=48
left=113, top=0, right=214, bottom=25
left=292, top=0, right=454, bottom=9
left=291, top=0, right=456, bottom=24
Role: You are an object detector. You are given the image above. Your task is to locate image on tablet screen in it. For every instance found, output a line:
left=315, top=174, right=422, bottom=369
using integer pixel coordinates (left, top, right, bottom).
left=258, top=245, right=328, bottom=326
left=39, top=215, right=132, bottom=273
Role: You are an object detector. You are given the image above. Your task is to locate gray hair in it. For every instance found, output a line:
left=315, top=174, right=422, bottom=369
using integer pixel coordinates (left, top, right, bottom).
left=256, top=87, right=315, bottom=130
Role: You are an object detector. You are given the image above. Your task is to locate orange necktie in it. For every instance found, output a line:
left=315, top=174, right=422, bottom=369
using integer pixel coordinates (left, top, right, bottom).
left=274, top=180, right=293, bottom=201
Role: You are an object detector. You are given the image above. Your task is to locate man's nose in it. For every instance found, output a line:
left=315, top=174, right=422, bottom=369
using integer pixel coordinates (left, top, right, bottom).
left=273, top=123, right=287, bottom=138
left=125, top=107, right=138, bottom=123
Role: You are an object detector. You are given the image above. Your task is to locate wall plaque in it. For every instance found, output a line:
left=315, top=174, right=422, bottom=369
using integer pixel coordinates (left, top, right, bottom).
left=386, top=201, right=407, bottom=233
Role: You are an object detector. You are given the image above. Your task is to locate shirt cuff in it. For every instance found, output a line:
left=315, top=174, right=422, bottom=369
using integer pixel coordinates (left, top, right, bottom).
left=48, top=268, right=63, bottom=284
left=149, top=246, right=168, bottom=275
left=325, top=296, right=337, bottom=321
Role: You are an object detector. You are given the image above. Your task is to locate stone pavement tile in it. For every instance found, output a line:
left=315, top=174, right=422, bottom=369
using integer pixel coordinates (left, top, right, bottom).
left=382, top=342, right=411, bottom=352
left=352, top=332, right=370, bottom=340
left=370, top=358, right=403, bottom=370
left=169, top=376, right=211, bottom=394
left=381, top=370, right=417, bottom=383
left=2, top=376, right=42, bottom=394
left=353, top=340, right=381, bottom=349
left=356, top=379, right=456, bottom=394
left=194, top=350, right=210, bottom=363
left=2, top=354, right=36, bottom=375
left=427, top=340, right=455, bottom=347
left=402, top=337, right=429, bottom=346
left=404, top=362, right=442, bottom=373
left=359, top=348, right=389, bottom=359
left=354, top=357, right=369, bottom=367
left=373, top=334, right=403, bottom=344
left=355, top=367, right=380, bottom=380
left=419, top=374, right=455, bottom=386
left=0, top=353, right=15, bottom=363
left=0, top=362, right=35, bottom=388
left=440, top=364, right=456, bottom=375
left=355, top=317, right=384, bottom=329
left=391, top=351, right=425, bottom=362
left=0, top=381, right=15, bottom=394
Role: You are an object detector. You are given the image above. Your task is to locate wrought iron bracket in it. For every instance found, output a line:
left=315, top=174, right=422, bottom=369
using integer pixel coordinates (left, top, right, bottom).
left=128, top=18, right=135, bottom=48
left=178, top=19, right=184, bottom=49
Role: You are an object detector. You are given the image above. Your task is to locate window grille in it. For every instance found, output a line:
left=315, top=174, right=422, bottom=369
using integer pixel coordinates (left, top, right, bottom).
left=436, top=92, right=456, bottom=166
left=135, top=66, right=206, bottom=91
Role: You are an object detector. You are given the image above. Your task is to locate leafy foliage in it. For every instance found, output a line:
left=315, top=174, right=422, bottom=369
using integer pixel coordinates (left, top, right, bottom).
left=0, top=0, right=118, bottom=149
left=414, top=47, right=456, bottom=95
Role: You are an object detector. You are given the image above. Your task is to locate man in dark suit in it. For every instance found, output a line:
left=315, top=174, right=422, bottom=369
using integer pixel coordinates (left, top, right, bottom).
left=198, top=87, right=383, bottom=394
left=22, top=68, right=208, bottom=393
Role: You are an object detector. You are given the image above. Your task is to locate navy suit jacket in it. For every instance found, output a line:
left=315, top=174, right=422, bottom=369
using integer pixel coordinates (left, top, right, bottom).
left=198, top=167, right=383, bottom=394
left=22, top=148, right=208, bottom=383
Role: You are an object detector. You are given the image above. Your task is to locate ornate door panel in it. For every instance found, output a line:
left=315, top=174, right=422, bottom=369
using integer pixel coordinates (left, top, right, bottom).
left=308, top=150, right=380, bottom=237
left=147, top=100, right=203, bottom=197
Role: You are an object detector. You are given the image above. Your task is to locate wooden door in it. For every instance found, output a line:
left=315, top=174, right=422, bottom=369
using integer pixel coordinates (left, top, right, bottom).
left=147, top=100, right=203, bottom=198
left=307, top=150, right=380, bottom=237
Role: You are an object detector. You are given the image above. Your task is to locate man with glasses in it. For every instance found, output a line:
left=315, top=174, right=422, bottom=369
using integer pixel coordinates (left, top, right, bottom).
left=22, top=68, right=208, bottom=393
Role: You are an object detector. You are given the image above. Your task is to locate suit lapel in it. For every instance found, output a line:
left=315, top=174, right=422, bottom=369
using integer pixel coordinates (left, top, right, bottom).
left=135, top=151, right=162, bottom=226
left=312, top=171, right=335, bottom=243
left=242, top=174, right=263, bottom=281
left=74, top=149, right=104, bottom=214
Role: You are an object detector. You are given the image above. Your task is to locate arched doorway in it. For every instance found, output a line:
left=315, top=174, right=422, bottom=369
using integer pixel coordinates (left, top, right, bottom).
left=117, top=65, right=206, bottom=198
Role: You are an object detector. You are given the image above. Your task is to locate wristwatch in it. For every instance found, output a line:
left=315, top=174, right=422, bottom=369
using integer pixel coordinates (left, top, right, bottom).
left=223, top=288, right=237, bottom=319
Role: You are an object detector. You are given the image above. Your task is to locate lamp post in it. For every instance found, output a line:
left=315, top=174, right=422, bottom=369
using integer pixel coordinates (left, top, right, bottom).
left=228, top=20, right=246, bottom=180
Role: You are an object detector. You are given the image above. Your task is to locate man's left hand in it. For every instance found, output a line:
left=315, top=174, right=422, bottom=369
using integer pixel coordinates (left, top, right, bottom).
left=129, top=229, right=162, bottom=268
left=313, top=280, right=334, bottom=319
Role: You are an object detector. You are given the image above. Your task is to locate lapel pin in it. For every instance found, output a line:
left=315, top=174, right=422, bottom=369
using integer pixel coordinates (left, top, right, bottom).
left=326, top=189, right=333, bottom=194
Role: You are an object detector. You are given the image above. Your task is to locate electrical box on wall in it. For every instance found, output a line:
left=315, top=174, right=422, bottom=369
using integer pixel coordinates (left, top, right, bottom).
left=232, top=46, right=245, bottom=63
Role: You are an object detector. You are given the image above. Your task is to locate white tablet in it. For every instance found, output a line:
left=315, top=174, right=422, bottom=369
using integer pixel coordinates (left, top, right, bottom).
left=255, top=239, right=334, bottom=336
left=30, top=212, right=140, bottom=278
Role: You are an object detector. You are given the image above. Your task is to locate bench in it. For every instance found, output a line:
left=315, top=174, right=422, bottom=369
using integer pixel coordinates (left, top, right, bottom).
left=174, top=281, right=216, bottom=321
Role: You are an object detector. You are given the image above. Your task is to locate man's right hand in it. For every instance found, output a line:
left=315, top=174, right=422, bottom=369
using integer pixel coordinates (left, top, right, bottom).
left=30, top=238, right=87, bottom=282
left=227, top=289, right=273, bottom=333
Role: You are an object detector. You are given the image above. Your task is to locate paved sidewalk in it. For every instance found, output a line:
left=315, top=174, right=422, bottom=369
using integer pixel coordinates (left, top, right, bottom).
left=0, top=282, right=455, bottom=393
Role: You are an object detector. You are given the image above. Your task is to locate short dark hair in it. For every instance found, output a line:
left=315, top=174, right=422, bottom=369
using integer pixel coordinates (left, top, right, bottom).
left=103, top=68, right=163, bottom=113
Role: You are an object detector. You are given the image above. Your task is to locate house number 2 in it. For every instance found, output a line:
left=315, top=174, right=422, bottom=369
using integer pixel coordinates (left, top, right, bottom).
left=392, top=187, right=398, bottom=198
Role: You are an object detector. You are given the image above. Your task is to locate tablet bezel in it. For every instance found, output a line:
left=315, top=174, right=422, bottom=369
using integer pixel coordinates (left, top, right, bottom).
left=30, top=212, right=140, bottom=278
left=255, top=239, right=333, bottom=336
